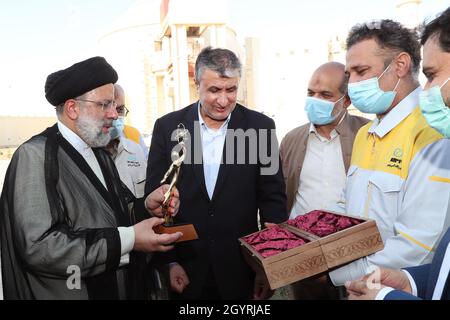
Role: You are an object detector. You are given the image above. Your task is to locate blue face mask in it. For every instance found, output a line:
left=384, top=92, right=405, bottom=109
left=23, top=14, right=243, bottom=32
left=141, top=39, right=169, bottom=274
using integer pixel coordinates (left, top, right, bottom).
left=304, top=96, right=345, bottom=125
left=109, top=117, right=125, bottom=140
left=348, top=64, right=401, bottom=114
left=420, top=77, right=450, bottom=137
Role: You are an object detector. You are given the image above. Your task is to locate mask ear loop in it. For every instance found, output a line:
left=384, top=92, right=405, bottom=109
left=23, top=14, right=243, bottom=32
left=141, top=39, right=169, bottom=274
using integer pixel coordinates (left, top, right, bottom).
left=393, top=78, right=401, bottom=93
left=333, top=94, right=347, bottom=123
left=378, top=60, right=401, bottom=93
left=440, top=77, right=450, bottom=89
left=377, top=64, right=391, bottom=80
left=335, top=95, right=346, bottom=104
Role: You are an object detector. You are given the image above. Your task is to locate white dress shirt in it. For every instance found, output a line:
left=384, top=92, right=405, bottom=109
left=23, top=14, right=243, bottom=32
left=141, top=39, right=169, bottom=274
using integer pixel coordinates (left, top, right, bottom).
left=198, top=104, right=231, bottom=199
left=57, top=121, right=134, bottom=266
left=290, top=123, right=347, bottom=219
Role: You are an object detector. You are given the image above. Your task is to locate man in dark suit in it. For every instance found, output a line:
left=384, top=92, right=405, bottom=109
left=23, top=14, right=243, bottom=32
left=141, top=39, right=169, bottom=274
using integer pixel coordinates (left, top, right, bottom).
left=345, top=6, right=450, bottom=300
left=145, top=47, right=287, bottom=300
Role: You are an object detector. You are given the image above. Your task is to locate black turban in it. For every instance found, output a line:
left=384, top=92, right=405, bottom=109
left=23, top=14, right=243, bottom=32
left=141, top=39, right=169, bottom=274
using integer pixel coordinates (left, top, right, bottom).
left=45, top=56, right=118, bottom=106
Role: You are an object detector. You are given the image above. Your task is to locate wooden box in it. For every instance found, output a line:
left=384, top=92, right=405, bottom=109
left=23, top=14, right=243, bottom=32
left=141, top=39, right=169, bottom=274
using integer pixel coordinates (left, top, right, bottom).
left=239, top=211, right=384, bottom=290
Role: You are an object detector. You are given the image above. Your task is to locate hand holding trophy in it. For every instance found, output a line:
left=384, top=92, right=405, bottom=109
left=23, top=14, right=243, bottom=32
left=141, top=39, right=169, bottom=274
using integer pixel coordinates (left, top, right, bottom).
left=154, top=123, right=198, bottom=242
left=160, top=124, right=186, bottom=226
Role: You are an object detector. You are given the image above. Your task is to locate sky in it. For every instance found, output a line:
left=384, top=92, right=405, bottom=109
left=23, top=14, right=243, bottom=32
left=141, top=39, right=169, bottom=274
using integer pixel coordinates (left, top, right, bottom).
left=229, top=0, right=448, bottom=44
left=0, top=0, right=448, bottom=117
left=1, top=1, right=133, bottom=61
left=0, top=0, right=136, bottom=116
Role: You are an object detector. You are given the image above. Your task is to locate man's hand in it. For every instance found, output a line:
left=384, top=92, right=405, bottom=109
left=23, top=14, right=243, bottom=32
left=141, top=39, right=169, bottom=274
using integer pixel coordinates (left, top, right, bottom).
left=345, top=279, right=385, bottom=300
left=363, top=267, right=412, bottom=293
left=145, top=185, right=180, bottom=218
left=253, top=272, right=274, bottom=300
left=169, top=263, right=190, bottom=294
left=345, top=267, right=412, bottom=300
left=133, top=217, right=182, bottom=252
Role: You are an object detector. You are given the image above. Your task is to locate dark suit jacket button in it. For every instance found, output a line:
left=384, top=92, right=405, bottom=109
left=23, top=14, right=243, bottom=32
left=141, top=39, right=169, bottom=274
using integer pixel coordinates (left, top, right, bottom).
left=209, top=210, right=214, bottom=217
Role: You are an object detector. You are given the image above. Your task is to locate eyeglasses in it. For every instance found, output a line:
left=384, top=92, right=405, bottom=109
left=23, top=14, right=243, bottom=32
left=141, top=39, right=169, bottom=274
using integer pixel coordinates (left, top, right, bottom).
left=116, top=105, right=129, bottom=116
left=75, top=99, right=117, bottom=112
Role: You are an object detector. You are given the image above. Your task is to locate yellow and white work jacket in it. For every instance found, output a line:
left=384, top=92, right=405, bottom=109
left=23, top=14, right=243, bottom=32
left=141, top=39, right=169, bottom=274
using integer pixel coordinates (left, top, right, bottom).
left=329, top=88, right=450, bottom=285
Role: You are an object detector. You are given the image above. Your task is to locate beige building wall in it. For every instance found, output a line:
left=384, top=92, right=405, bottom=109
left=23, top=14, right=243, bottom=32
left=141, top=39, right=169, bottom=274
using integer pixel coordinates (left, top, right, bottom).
left=154, top=0, right=247, bottom=122
left=262, top=39, right=330, bottom=140
left=98, top=0, right=162, bottom=134
left=328, top=35, right=346, bottom=64
left=396, top=0, right=423, bottom=28
left=97, top=0, right=246, bottom=133
left=244, top=37, right=260, bottom=110
left=0, top=116, right=56, bottom=147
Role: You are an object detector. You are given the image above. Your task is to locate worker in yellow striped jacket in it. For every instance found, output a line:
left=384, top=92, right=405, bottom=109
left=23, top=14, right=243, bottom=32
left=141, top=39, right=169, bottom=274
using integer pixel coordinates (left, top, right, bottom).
left=328, top=20, right=450, bottom=286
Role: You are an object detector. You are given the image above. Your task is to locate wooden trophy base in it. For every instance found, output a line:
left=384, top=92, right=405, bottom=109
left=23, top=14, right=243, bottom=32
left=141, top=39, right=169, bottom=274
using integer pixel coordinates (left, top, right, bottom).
left=154, top=223, right=198, bottom=243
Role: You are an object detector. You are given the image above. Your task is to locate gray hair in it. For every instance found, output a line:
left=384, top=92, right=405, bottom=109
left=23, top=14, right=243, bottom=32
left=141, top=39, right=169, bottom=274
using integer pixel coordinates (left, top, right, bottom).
left=55, top=103, right=64, bottom=115
left=195, top=46, right=242, bottom=84
left=346, top=19, right=421, bottom=77
left=55, top=93, right=87, bottom=116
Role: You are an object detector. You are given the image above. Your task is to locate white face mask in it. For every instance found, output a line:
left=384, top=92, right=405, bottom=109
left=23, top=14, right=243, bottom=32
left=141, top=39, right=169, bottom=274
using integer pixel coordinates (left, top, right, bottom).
left=304, top=95, right=345, bottom=125
left=348, top=63, right=401, bottom=114
left=420, top=77, right=450, bottom=137
left=109, top=117, right=125, bottom=140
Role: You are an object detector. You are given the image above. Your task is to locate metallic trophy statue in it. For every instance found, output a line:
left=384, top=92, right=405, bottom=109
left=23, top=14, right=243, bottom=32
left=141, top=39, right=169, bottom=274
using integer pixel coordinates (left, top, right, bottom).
left=160, top=123, right=187, bottom=225
left=154, top=123, right=198, bottom=242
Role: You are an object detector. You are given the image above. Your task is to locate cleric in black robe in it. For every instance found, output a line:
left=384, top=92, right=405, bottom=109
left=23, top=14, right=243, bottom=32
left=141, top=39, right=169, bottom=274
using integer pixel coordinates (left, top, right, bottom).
left=0, top=57, right=182, bottom=300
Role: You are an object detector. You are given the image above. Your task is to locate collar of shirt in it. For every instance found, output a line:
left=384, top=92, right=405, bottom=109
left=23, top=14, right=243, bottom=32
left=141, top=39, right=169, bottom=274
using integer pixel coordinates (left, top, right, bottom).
left=308, top=111, right=346, bottom=142
left=309, top=123, right=339, bottom=142
left=118, top=136, right=136, bottom=155
left=197, top=102, right=231, bottom=135
left=57, top=121, right=93, bottom=157
left=368, top=86, right=422, bottom=138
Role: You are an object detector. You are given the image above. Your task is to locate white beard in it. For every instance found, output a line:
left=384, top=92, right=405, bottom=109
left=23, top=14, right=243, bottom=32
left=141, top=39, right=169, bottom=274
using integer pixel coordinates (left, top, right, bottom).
left=76, top=111, right=111, bottom=148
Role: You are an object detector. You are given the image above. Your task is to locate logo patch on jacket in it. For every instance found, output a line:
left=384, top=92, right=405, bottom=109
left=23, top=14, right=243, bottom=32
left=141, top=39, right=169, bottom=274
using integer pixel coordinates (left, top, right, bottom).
left=127, top=155, right=141, bottom=168
left=387, top=148, right=403, bottom=170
